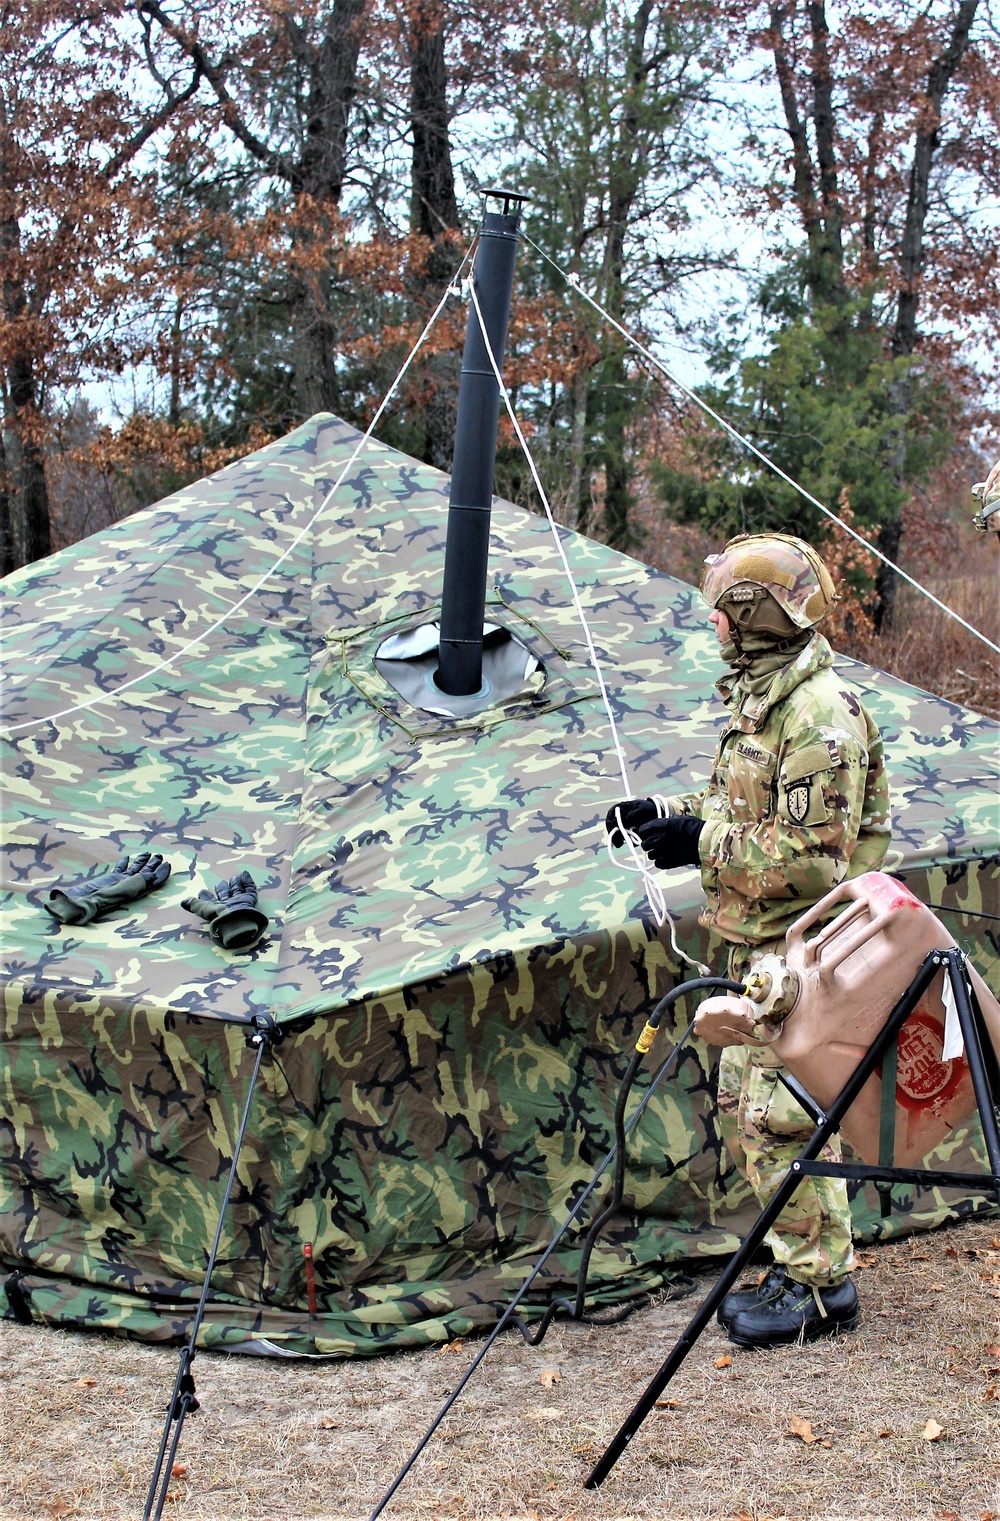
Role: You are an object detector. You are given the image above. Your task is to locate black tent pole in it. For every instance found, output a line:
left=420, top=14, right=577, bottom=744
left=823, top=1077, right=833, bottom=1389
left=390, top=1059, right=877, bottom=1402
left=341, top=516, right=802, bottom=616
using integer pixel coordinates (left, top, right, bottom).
left=435, top=190, right=525, bottom=697
left=143, top=1017, right=275, bottom=1521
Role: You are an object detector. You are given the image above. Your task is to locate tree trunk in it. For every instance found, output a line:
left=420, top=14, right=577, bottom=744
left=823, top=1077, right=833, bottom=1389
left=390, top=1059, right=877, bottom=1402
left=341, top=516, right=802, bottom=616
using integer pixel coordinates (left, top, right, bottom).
left=410, top=1, right=459, bottom=240
left=2, top=197, right=50, bottom=567
left=892, top=0, right=979, bottom=362
left=408, top=0, right=461, bottom=472
left=770, top=5, right=821, bottom=260
left=600, top=0, right=654, bottom=549
left=0, top=420, right=13, bottom=577
left=875, top=0, right=979, bottom=630
left=771, top=1, right=846, bottom=301
left=168, top=293, right=184, bottom=425
left=807, top=0, right=844, bottom=298
left=289, top=0, right=367, bottom=418
left=4, top=355, right=51, bottom=566
left=292, top=259, right=342, bottom=417
left=568, top=363, right=591, bottom=531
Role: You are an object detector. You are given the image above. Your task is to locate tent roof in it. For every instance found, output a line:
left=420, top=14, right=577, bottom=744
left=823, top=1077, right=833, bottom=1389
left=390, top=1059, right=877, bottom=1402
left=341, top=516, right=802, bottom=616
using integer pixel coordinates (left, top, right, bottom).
left=2, top=414, right=998, bottom=1025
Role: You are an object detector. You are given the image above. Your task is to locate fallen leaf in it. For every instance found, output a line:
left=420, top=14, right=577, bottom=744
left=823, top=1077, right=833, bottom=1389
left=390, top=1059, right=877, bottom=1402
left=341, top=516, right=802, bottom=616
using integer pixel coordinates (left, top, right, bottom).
left=714, top=1355, right=732, bottom=1369
left=654, top=1398, right=683, bottom=1409
left=930, top=1283, right=945, bottom=1291
left=437, top=1338, right=464, bottom=1355
left=987, top=1344, right=1000, bottom=1357
left=318, top=1417, right=339, bottom=1429
left=922, top=1419, right=944, bottom=1442
left=944, top=1246, right=959, bottom=1260
left=820, top=1440, right=832, bottom=1449
left=983, top=1386, right=997, bottom=1402
left=528, top=1406, right=563, bottom=1421
left=44, top=1503, right=75, bottom=1521
left=539, top=1368, right=562, bottom=1388
left=787, top=1415, right=817, bottom=1444
left=877, top=1428, right=894, bottom=1438
left=73, top=1378, right=96, bottom=1389
left=978, top=1511, right=997, bottom=1520
left=169, top=1464, right=187, bottom=1479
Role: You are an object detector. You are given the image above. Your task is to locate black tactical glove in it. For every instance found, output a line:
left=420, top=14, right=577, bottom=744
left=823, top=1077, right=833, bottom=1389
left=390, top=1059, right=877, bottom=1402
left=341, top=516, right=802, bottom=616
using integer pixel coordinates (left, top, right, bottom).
left=604, top=797, right=659, bottom=848
left=636, top=815, right=704, bottom=870
left=182, top=871, right=269, bottom=951
left=44, top=852, right=172, bottom=926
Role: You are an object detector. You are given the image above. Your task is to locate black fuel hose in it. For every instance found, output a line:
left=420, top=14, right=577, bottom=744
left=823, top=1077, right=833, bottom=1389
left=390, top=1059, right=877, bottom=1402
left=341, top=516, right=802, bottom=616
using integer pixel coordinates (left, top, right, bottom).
left=509, top=976, right=745, bottom=1345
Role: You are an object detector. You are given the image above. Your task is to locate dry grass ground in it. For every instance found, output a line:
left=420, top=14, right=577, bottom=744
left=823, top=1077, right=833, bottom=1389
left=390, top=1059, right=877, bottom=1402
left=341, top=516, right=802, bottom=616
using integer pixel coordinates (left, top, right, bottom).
left=2, top=1217, right=999, bottom=1521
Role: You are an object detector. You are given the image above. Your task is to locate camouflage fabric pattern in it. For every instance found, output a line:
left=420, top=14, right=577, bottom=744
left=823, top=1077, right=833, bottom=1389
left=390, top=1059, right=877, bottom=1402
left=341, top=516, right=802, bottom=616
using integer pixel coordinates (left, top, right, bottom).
left=701, top=533, right=837, bottom=628
left=1, top=415, right=998, bottom=1354
left=718, top=1045, right=854, bottom=1288
left=668, top=632, right=891, bottom=946
left=1, top=926, right=759, bottom=1353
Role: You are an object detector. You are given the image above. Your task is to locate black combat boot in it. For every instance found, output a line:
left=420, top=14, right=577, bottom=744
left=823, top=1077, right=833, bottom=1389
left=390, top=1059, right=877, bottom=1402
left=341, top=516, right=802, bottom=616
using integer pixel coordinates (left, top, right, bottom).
left=727, top=1276, right=859, bottom=1348
left=716, top=1266, right=789, bottom=1331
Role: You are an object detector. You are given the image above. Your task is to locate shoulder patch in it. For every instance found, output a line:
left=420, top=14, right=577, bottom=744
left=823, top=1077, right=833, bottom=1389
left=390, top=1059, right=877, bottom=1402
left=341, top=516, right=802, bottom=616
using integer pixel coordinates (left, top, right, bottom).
left=780, top=742, right=838, bottom=785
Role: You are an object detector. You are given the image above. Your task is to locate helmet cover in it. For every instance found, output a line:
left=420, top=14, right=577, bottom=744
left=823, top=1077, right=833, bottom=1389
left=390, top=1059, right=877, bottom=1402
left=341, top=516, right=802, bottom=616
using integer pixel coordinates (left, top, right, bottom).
left=701, top=533, right=836, bottom=631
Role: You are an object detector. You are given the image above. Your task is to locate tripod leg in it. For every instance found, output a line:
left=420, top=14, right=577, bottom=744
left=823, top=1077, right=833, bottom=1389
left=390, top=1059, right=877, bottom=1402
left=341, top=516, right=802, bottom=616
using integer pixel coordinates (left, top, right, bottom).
left=947, top=953, right=1000, bottom=1204
left=143, top=1022, right=272, bottom=1521
left=585, top=950, right=943, bottom=1490
left=585, top=1155, right=809, bottom=1488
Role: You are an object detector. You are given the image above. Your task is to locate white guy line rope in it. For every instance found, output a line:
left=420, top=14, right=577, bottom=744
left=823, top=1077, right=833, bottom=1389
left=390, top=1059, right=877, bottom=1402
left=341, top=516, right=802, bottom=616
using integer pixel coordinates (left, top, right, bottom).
left=1, top=243, right=476, bottom=739
left=522, top=232, right=1000, bottom=661
left=469, top=281, right=709, bottom=976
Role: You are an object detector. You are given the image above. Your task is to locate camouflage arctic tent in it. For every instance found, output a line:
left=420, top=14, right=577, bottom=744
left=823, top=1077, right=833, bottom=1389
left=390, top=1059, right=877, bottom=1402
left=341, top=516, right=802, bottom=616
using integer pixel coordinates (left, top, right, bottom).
left=1, top=414, right=998, bottom=1357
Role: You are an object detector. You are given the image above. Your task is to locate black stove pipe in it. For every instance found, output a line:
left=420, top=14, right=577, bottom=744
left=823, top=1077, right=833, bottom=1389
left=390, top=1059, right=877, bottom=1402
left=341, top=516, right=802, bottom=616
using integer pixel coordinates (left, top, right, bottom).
left=435, top=193, right=524, bottom=697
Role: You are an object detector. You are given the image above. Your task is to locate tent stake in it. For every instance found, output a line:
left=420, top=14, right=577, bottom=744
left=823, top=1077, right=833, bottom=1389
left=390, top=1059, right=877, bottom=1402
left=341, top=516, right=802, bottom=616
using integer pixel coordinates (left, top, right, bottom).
left=143, top=1016, right=275, bottom=1521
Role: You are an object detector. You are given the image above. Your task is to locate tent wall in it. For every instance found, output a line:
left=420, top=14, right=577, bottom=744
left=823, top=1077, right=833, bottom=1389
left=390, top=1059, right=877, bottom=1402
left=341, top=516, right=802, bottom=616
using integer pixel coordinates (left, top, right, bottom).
left=4, top=855, right=996, bottom=1355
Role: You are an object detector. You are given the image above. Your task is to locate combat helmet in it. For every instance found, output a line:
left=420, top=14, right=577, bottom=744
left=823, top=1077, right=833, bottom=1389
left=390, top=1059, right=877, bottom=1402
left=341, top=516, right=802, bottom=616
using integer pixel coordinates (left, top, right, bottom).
left=701, top=532, right=836, bottom=641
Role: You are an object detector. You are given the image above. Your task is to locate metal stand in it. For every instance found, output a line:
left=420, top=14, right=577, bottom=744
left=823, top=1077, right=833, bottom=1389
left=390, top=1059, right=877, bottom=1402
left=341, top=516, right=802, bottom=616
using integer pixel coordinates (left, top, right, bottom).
left=586, top=948, right=1000, bottom=1489
left=143, top=1017, right=276, bottom=1521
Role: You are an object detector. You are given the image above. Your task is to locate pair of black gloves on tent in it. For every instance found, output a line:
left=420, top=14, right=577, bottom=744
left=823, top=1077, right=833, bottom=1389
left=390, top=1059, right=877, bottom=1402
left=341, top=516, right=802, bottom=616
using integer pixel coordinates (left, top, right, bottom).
left=44, top=854, right=269, bottom=951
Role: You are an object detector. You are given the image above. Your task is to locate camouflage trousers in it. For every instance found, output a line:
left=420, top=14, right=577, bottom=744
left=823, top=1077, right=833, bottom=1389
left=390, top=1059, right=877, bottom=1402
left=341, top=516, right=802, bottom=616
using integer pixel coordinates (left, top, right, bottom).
left=717, top=1041, right=855, bottom=1288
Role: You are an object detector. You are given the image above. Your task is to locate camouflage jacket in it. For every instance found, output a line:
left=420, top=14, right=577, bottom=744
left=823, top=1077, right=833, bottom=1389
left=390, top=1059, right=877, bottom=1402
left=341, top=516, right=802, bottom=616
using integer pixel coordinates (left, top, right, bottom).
left=667, top=633, right=891, bottom=947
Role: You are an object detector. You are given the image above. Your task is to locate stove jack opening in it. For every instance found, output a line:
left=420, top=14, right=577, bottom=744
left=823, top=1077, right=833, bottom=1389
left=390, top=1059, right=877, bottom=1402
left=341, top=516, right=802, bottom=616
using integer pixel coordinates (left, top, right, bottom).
left=375, top=620, right=540, bottom=718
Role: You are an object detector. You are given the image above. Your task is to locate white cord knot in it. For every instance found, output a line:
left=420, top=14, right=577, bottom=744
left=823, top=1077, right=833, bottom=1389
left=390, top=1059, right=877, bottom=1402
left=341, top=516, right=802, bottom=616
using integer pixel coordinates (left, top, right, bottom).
left=606, top=807, right=710, bottom=977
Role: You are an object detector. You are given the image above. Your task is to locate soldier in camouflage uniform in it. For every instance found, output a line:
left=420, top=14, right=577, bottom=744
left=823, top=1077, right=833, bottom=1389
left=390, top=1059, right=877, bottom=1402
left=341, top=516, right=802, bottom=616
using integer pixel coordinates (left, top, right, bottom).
left=607, top=533, right=891, bottom=1348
